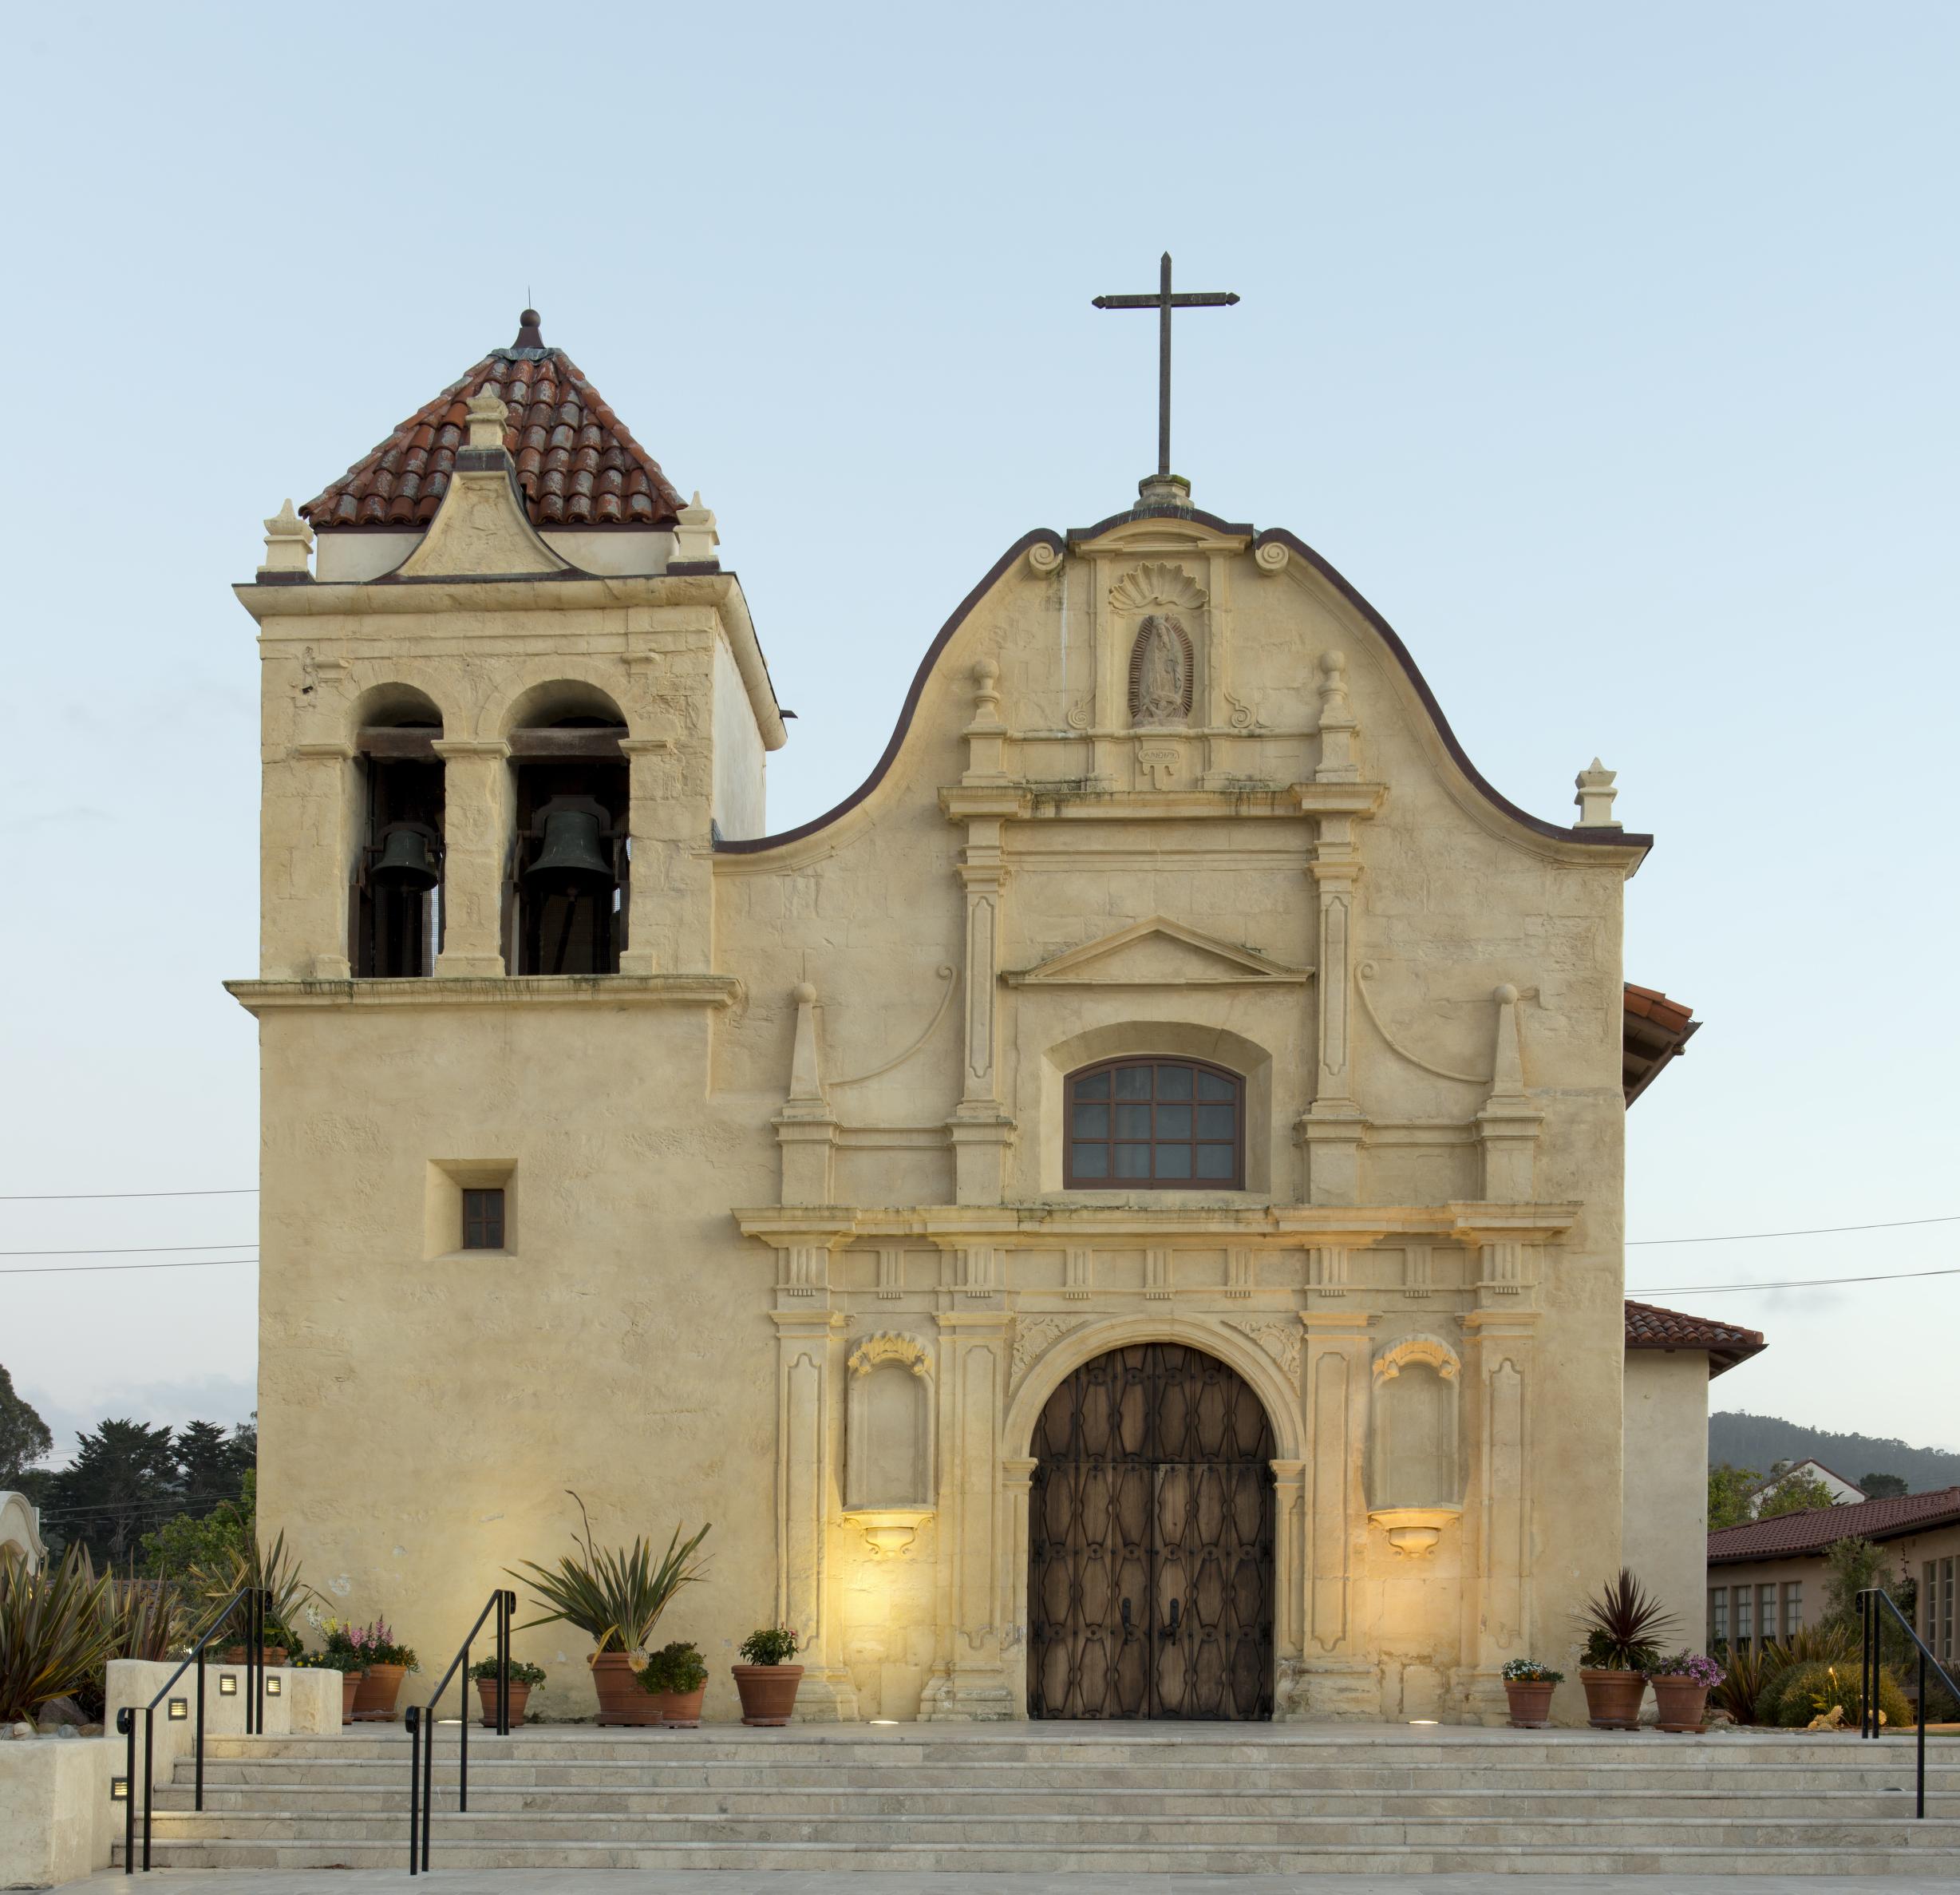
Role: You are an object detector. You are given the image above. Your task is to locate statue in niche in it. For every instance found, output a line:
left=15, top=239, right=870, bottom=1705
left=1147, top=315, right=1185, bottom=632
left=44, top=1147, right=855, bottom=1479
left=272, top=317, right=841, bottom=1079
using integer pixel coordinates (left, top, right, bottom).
left=1128, top=613, right=1194, bottom=726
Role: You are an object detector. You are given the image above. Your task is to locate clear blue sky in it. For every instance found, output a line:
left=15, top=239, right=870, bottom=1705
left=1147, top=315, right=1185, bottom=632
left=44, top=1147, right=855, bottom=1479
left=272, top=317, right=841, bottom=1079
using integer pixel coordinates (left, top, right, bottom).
left=2, top=3, right=1954, bottom=1465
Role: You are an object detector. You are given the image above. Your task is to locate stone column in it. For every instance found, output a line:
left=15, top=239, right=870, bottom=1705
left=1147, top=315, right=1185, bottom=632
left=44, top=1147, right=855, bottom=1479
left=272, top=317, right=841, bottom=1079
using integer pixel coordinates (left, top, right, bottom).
left=998, top=1454, right=1039, bottom=1715
left=919, top=1309, right=1015, bottom=1719
left=1455, top=1304, right=1540, bottom=1723
left=1270, top=1457, right=1308, bottom=1719
left=279, top=742, right=356, bottom=979
left=432, top=738, right=511, bottom=978
left=770, top=1294, right=858, bottom=1721
left=1298, top=1308, right=1378, bottom=1716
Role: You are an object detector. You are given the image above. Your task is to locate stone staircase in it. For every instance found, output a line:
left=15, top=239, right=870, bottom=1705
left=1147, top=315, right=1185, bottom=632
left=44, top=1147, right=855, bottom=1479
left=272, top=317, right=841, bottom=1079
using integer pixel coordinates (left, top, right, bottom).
left=117, top=1723, right=1960, bottom=1876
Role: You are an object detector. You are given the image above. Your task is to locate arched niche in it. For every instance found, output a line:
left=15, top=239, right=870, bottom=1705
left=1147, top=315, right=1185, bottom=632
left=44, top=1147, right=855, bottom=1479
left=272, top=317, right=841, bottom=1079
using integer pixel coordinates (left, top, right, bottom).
left=844, top=1332, right=935, bottom=1514
left=1368, top=1335, right=1461, bottom=1513
left=348, top=683, right=446, bottom=978
left=497, top=676, right=627, bottom=735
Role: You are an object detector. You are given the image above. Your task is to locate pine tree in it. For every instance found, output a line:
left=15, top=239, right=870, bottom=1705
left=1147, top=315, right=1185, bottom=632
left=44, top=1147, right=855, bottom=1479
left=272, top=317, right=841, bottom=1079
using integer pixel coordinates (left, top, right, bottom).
left=42, top=1419, right=183, bottom=1567
left=0, top=1366, right=53, bottom=1487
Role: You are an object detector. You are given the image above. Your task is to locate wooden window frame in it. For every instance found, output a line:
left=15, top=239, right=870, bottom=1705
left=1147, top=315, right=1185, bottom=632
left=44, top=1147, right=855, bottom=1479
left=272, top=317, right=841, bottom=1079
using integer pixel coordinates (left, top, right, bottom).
left=1062, top=1056, right=1246, bottom=1191
left=461, top=1187, right=506, bottom=1252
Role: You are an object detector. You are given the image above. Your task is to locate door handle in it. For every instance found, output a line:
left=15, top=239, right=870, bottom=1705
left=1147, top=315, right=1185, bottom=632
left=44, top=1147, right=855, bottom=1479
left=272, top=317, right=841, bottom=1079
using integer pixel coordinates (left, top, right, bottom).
left=1164, top=1597, right=1182, bottom=1636
left=1120, top=1596, right=1135, bottom=1640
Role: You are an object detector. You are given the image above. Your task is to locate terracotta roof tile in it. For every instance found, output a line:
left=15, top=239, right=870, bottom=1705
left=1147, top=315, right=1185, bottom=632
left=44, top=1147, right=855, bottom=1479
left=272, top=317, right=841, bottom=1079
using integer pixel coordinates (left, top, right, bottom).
left=1708, top=1485, right=1960, bottom=1562
left=1623, top=1299, right=1765, bottom=1377
left=302, top=313, right=685, bottom=532
left=1623, top=983, right=1700, bottom=1105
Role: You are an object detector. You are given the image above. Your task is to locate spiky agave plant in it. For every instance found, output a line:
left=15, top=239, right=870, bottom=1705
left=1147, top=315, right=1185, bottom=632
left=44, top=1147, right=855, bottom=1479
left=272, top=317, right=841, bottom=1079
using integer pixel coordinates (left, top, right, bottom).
left=0, top=1546, right=119, bottom=1724
left=109, top=1575, right=189, bottom=1665
left=1575, top=1567, right=1677, bottom=1672
left=509, top=1493, right=711, bottom=1656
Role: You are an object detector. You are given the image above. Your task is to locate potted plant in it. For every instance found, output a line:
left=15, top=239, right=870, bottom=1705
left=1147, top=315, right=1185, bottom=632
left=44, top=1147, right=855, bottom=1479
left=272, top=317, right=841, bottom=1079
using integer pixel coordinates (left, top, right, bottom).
left=294, top=1648, right=364, bottom=1724
left=1646, top=1651, right=1724, bottom=1732
left=1500, top=1658, right=1563, bottom=1728
left=470, top=1656, right=546, bottom=1728
left=638, top=1641, right=709, bottom=1727
left=343, top=1620, right=419, bottom=1721
left=202, top=1529, right=315, bottom=1666
left=732, top=1625, right=804, bottom=1727
left=509, top=1493, right=711, bottom=1727
left=1575, top=1568, right=1676, bottom=1729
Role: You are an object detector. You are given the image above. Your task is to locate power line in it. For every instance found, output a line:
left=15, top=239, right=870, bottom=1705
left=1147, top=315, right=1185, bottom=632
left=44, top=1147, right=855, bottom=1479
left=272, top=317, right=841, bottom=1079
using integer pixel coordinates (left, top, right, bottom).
left=0, top=1256, right=256, bottom=1276
left=1635, top=1263, right=1960, bottom=1296
left=0, top=1188, right=257, bottom=1201
left=1629, top=1214, right=1960, bottom=1246
left=0, top=1242, right=256, bottom=1258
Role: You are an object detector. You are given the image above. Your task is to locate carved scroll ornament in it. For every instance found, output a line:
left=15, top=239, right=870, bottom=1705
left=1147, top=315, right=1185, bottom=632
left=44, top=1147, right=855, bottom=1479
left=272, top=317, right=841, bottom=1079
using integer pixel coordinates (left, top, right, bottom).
left=1372, top=1335, right=1462, bottom=1383
left=848, top=1332, right=933, bottom=1379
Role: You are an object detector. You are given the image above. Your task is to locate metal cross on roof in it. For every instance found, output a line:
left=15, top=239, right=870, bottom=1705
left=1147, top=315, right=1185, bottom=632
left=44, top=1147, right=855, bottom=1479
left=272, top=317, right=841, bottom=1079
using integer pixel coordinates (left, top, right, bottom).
left=1093, top=252, right=1240, bottom=481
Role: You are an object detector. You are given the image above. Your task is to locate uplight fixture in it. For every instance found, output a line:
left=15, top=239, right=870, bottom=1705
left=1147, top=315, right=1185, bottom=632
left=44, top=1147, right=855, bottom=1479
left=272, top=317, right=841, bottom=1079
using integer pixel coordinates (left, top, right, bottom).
left=1408, top=1719, right=1440, bottom=1726
left=266, top=1676, right=282, bottom=1698
left=168, top=1698, right=188, bottom=1722
left=870, top=1719, right=899, bottom=1726
left=111, top=1778, right=130, bottom=1802
left=219, top=1674, right=238, bottom=1696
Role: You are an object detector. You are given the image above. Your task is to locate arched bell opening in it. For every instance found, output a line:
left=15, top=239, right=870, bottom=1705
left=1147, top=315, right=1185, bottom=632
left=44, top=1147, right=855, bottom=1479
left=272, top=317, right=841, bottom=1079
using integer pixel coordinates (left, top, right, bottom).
left=1027, top=1341, right=1276, bottom=1722
left=352, top=687, right=445, bottom=979
left=507, top=716, right=629, bottom=975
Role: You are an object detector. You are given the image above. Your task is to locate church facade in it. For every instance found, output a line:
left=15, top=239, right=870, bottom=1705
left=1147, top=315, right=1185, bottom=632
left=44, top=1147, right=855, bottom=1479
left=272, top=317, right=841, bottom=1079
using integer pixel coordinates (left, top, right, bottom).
left=231, top=312, right=1697, bottom=1726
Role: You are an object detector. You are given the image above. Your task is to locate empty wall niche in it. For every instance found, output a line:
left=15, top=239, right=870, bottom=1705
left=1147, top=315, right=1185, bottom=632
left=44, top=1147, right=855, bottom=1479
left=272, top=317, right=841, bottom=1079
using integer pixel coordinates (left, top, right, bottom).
left=843, top=1333, right=935, bottom=1557
left=1367, top=1336, right=1463, bottom=1557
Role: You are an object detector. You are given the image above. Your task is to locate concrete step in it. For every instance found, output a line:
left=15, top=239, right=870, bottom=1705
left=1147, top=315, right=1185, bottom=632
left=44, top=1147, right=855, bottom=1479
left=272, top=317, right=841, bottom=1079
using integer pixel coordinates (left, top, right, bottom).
left=112, top=1838, right=1960, bottom=1876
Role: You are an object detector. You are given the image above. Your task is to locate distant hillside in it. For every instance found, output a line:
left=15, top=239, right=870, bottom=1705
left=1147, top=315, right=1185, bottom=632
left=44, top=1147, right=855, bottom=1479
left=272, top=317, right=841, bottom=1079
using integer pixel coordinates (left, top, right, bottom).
left=1709, top=1411, right=1960, bottom=1494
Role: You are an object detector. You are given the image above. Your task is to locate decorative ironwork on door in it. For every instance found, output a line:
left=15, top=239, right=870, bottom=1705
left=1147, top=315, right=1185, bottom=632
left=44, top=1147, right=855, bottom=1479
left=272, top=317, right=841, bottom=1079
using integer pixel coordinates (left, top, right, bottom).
left=1028, top=1342, right=1275, bottom=1719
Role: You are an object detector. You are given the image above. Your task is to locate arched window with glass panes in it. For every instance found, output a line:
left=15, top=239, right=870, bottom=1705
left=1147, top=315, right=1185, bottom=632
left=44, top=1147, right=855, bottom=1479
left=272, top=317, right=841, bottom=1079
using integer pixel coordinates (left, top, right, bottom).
left=1064, top=1058, right=1245, bottom=1189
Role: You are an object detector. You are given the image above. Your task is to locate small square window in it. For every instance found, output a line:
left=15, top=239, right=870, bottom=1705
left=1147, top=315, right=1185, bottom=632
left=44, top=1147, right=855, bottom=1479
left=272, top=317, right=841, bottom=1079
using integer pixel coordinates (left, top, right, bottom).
left=462, top=1189, right=506, bottom=1251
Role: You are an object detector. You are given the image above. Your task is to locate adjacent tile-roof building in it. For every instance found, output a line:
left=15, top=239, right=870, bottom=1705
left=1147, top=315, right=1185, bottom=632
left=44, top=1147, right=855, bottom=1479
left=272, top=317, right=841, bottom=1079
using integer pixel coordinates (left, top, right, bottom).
left=1708, top=1485, right=1960, bottom=1564
left=302, top=311, right=686, bottom=532
left=1624, top=1299, right=1765, bottom=1377
left=1623, top=983, right=1699, bottom=1104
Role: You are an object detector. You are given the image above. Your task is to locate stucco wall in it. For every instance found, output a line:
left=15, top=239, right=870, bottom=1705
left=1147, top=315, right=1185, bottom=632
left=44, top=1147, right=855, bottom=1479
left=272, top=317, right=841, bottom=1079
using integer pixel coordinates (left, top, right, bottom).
left=1622, top=1349, right=1710, bottom=1647
left=712, top=627, right=766, bottom=840
left=1711, top=1519, right=1960, bottom=1652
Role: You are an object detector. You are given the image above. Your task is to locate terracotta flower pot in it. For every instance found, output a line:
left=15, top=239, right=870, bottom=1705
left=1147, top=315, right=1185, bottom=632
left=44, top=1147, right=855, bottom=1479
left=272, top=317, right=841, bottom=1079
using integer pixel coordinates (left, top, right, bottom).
left=339, top=1674, right=359, bottom=1725
left=647, top=1684, right=706, bottom=1728
left=1504, top=1680, right=1556, bottom=1728
left=591, top=1651, right=659, bottom=1726
left=476, top=1678, right=531, bottom=1728
left=223, top=1647, right=290, bottom=1667
left=353, top=1662, right=407, bottom=1721
left=1650, top=1677, right=1710, bottom=1733
left=732, top=1664, right=803, bottom=1727
left=1579, top=1668, right=1647, bottom=1730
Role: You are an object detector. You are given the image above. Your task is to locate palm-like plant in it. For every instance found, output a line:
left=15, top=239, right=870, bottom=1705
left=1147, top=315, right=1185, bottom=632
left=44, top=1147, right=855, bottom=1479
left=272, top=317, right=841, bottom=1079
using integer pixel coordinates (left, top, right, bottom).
left=0, top=1546, right=119, bottom=1724
left=108, top=1576, right=189, bottom=1665
left=509, top=1493, right=711, bottom=1656
left=191, top=1527, right=315, bottom=1648
left=1576, top=1568, right=1677, bottom=1671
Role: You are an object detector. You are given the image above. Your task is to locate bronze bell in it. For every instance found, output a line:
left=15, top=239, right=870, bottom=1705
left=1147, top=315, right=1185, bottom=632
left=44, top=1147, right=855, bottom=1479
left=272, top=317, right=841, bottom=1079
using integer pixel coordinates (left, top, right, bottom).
left=524, top=809, right=613, bottom=888
left=369, top=827, right=438, bottom=891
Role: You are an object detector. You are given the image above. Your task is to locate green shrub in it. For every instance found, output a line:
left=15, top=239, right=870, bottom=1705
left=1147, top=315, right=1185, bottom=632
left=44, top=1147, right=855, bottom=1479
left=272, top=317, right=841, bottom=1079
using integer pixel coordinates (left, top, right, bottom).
left=638, top=1641, right=708, bottom=1694
left=738, top=1625, right=801, bottom=1666
left=294, top=1649, right=365, bottom=1674
left=1764, top=1659, right=1911, bottom=1729
left=469, top=1656, right=547, bottom=1686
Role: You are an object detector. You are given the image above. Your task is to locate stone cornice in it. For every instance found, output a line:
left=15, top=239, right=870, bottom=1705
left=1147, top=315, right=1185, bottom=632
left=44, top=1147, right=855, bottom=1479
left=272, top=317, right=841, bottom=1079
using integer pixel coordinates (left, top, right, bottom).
left=733, top=1201, right=1581, bottom=1248
left=227, top=974, right=743, bottom=1015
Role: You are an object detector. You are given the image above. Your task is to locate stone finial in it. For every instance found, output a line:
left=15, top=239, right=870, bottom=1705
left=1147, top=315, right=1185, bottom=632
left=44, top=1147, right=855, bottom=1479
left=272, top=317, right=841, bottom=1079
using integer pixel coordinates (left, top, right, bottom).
left=464, top=394, right=509, bottom=451
left=674, top=491, right=720, bottom=566
left=1574, top=758, right=1620, bottom=829
left=259, top=499, right=314, bottom=576
left=1314, top=649, right=1359, bottom=784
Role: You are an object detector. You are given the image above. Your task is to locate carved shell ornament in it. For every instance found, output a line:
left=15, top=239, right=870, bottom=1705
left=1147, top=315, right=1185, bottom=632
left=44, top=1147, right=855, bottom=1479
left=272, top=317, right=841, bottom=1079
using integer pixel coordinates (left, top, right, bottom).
left=1108, top=561, right=1207, bottom=613
left=848, top=1333, right=932, bottom=1379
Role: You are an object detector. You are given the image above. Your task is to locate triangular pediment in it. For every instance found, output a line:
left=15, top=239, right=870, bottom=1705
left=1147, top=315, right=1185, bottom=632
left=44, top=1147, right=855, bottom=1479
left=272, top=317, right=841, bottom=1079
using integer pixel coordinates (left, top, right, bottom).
left=1005, top=917, right=1311, bottom=988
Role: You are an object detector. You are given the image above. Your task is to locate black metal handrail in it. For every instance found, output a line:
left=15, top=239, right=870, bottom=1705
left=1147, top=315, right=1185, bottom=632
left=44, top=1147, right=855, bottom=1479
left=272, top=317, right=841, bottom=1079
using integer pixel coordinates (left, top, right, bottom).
left=1858, top=1585, right=1960, bottom=1818
left=405, top=1589, right=514, bottom=1875
left=117, top=1584, right=270, bottom=1873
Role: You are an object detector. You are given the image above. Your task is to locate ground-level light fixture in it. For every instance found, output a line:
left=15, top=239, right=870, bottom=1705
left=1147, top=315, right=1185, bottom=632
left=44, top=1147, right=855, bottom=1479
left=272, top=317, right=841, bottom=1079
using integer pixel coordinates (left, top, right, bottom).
left=266, top=1676, right=282, bottom=1697
left=218, top=1674, right=238, bottom=1696
left=1408, top=1719, right=1440, bottom=1726
left=167, top=1698, right=188, bottom=1721
left=110, top=1777, right=130, bottom=1802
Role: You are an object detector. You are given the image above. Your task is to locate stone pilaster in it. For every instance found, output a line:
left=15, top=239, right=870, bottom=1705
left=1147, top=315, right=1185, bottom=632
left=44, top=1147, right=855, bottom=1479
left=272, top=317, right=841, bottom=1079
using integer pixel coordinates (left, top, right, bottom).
left=282, top=742, right=355, bottom=979
left=1297, top=1308, right=1379, bottom=1716
left=430, top=738, right=510, bottom=978
left=1270, top=1457, right=1309, bottom=1719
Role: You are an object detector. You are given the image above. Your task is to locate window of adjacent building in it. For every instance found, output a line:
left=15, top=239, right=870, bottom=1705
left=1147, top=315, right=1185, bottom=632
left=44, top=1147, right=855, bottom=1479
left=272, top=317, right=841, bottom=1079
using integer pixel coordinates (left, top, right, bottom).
left=1783, top=1580, right=1803, bottom=1634
left=1734, top=1587, right=1753, bottom=1645
left=1709, top=1589, right=1729, bottom=1646
left=1064, top=1058, right=1244, bottom=1188
left=1758, top=1583, right=1778, bottom=1643
left=1927, top=1557, right=1956, bottom=1664
left=462, top=1189, right=506, bottom=1252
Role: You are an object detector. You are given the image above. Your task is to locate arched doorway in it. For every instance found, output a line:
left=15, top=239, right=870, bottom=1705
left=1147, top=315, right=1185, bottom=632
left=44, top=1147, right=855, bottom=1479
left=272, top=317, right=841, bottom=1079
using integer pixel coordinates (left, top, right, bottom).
left=1028, top=1342, right=1275, bottom=1719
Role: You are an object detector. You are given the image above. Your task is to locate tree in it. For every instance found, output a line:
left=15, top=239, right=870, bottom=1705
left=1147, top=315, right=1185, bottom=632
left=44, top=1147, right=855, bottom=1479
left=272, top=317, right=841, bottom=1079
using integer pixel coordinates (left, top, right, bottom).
left=1859, top=1471, right=1908, bottom=1499
left=1756, top=1470, right=1839, bottom=1518
left=172, top=1420, right=255, bottom=1509
left=41, top=1419, right=182, bottom=1568
left=0, top=1366, right=53, bottom=1487
left=1823, top=1535, right=1899, bottom=1626
left=142, top=1470, right=255, bottom=1586
left=1709, top=1463, right=1761, bottom=1531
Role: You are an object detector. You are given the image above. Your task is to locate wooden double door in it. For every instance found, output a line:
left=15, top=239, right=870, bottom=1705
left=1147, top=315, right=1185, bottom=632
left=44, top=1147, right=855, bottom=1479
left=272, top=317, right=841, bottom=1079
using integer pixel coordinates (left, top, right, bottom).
left=1028, top=1343, right=1275, bottom=1720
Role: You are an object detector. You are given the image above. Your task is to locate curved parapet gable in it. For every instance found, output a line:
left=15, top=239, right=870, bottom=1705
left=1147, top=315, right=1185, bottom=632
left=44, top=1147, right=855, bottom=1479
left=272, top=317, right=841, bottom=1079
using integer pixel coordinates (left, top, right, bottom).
left=716, top=511, right=1651, bottom=863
